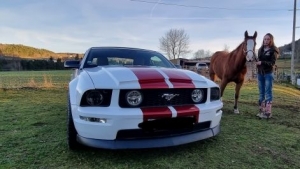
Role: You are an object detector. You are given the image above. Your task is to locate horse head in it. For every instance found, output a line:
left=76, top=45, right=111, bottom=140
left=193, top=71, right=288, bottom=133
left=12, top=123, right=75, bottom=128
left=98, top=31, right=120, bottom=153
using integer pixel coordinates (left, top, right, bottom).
left=243, top=31, right=257, bottom=62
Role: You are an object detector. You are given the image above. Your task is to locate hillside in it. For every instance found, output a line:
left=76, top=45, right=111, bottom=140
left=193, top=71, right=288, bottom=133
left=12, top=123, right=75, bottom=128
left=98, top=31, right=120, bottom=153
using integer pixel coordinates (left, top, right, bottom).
left=0, top=40, right=299, bottom=60
left=278, top=38, right=300, bottom=58
left=0, top=43, right=83, bottom=59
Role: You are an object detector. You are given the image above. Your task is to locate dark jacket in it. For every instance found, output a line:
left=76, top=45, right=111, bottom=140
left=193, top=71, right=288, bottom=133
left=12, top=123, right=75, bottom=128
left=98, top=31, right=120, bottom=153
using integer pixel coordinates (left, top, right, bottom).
left=257, top=46, right=278, bottom=75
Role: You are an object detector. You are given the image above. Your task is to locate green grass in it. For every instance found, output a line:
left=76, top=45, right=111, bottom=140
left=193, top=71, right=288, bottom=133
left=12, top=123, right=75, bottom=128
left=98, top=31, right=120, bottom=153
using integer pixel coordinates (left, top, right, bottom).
left=0, top=70, right=73, bottom=89
left=276, top=59, right=300, bottom=75
left=276, top=59, right=300, bottom=68
left=0, top=82, right=300, bottom=169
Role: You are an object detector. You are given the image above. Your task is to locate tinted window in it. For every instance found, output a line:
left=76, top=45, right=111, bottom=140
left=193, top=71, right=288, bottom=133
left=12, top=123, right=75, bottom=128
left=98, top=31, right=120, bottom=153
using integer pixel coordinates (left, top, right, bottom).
left=84, top=48, right=174, bottom=68
left=198, top=63, right=207, bottom=66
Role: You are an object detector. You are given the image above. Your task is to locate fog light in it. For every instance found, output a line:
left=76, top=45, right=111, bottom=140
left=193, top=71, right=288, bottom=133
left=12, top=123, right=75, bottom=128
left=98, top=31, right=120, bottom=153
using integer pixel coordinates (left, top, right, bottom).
left=216, top=109, right=222, bottom=114
left=191, top=89, right=204, bottom=103
left=80, top=116, right=107, bottom=123
left=126, top=90, right=143, bottom=106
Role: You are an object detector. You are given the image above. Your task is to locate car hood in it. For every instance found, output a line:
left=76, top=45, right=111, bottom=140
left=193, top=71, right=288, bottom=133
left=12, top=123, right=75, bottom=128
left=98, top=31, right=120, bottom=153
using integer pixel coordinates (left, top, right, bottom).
left=84, top=66, right=217, bottom=89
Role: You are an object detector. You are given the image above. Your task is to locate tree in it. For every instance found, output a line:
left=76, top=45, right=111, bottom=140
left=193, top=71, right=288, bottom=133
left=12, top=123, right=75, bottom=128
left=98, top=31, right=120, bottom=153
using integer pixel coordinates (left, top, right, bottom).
left=224, top=44, right=230, bottom=52
left=159, top=28, right=191, bottom=60
left=56, top=58, right=64, bottom=69
left=193, top=49, right=212, bottom=59
left=193, top=49, right=205, bottom=59
left=48, top=56, right=55, bottom=70
left=75, top=54, right=79, bottom=60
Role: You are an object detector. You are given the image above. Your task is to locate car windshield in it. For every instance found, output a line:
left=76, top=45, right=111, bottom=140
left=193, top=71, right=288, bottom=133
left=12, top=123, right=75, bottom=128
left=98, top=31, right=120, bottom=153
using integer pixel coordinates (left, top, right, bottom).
left=83, top=48, right=175, bottom=68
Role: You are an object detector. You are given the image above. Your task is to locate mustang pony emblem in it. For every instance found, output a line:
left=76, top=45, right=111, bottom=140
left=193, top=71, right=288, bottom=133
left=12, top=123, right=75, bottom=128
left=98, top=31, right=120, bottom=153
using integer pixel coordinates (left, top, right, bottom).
left=161, top=93, right=180, bottom=101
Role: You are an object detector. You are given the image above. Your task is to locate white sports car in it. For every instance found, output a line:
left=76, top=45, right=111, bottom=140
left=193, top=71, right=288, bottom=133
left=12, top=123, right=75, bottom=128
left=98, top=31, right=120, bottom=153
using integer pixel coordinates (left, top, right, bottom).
left=64, top=47, right=223, bottom=150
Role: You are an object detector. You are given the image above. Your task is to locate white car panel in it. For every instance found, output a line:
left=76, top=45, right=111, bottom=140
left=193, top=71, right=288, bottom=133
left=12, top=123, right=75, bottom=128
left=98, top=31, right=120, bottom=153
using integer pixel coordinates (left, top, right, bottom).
left=65, top=47, right=224, bottom=149
left=71, top=102, right=222, bottom=140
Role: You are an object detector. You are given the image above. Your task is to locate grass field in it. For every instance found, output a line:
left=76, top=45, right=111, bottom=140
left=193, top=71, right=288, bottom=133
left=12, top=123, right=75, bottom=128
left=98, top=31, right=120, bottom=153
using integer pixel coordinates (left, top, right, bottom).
left=276, top=59, right=300, bottom=75
left=0, top=71, right=300, bottom=169
left=0, top=70, right=73, bottom=89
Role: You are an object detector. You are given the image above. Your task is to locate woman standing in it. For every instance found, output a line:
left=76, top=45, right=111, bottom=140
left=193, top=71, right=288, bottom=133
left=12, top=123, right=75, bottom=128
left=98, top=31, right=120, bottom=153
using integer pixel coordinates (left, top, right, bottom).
left=256, top=33, right=279, bottom=119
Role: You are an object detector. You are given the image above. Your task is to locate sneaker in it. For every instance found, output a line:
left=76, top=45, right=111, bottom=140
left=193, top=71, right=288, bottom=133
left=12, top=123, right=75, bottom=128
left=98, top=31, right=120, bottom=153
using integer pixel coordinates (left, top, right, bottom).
left=256, top=112, right=263, bottom=117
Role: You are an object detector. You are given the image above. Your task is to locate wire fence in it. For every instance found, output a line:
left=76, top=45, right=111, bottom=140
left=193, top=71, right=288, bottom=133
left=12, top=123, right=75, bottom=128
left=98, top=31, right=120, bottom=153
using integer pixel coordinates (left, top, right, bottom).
left=190, top=62, right=300, bottom=85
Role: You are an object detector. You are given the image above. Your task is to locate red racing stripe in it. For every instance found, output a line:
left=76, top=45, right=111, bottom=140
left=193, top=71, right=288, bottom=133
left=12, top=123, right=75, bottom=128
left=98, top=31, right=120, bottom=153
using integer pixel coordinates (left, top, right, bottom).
left=141, top=107, right=172, bottom=121
left=129, top=68, right=169, bottom=89
left=161, top=69, right=195, bottom=88
left=173, top=105, right=200, bottom=123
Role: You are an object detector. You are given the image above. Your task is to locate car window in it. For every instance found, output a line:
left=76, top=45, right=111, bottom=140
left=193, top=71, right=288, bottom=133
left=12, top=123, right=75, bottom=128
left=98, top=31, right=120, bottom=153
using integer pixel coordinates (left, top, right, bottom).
left=198, top=63, right=206, bottom=66
left=83, top=48, right=175, bottom=68
left=108, top=57, right=133, bottom=65
left=150, top=56, right=165, bottom=67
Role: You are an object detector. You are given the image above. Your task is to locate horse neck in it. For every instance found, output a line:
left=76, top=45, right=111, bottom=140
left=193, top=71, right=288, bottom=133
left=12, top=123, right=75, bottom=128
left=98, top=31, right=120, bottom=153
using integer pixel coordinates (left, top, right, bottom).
left=229, top=43, right=246, bottom=68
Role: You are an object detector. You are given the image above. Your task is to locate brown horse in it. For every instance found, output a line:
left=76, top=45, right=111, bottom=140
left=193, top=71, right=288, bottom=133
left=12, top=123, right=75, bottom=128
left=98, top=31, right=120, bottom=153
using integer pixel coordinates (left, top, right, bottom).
left=209, top=31, right=257, bottom=114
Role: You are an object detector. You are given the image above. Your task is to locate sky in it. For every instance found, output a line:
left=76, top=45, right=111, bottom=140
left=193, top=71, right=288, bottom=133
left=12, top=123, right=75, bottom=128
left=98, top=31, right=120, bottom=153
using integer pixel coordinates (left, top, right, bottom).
left=0, top=0, right=299, bottom=58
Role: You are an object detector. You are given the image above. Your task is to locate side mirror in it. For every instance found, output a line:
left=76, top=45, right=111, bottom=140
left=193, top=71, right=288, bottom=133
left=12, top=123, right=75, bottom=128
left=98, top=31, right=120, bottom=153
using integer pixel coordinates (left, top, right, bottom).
left=64, top=60, right=80, bottom=69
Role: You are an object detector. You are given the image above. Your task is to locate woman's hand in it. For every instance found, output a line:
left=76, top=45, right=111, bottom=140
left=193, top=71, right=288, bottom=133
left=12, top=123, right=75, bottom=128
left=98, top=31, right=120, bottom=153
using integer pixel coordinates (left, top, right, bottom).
left=255, top=61, right=262, bottom=65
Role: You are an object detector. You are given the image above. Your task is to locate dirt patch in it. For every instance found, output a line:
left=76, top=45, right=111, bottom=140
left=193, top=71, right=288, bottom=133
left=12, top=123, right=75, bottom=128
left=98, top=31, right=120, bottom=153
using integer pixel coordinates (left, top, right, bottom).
left=251, top=145, right=298, bottom=166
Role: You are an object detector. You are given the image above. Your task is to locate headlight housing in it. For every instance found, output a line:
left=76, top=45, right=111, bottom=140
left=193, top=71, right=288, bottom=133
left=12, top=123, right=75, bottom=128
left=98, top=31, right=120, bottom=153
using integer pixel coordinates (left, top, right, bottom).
left=80, top=89, right=112, bottom=107
left=126, top=90, right=143, bottom=106
left=210, top=87, right=220, bottom=101
left=191, top=89, right=204, bottom=103
left=86, top=90, right=103, bottom=105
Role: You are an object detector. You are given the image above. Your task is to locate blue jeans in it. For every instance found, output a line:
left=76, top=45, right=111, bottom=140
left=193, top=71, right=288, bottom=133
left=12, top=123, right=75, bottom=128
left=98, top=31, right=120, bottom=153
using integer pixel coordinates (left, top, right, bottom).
left=257, top=73, right=274, bottom=104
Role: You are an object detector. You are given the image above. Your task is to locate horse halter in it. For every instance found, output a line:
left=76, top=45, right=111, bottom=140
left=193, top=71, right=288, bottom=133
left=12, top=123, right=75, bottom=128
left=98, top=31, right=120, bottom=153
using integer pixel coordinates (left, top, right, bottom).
left=242, top=39, right=257, bottom=62
left=243, top=48, right=258, bottom=61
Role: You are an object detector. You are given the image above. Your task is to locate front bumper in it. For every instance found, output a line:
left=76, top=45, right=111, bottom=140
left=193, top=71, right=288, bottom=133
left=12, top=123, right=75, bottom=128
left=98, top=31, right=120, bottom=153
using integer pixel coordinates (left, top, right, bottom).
left=71, top=101, right=223, bottom=140
left=77, top=123, right=220, bottom=149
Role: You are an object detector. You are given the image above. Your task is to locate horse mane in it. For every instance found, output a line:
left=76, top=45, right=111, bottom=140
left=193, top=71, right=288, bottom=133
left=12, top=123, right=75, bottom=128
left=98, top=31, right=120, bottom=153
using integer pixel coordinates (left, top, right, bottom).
left=228, top=41, right=244, bottom=57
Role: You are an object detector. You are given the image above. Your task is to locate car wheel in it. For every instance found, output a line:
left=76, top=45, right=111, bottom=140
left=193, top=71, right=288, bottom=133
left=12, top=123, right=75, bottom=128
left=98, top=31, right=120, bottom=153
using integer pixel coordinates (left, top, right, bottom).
left=67, top=96, right=81, bottom=150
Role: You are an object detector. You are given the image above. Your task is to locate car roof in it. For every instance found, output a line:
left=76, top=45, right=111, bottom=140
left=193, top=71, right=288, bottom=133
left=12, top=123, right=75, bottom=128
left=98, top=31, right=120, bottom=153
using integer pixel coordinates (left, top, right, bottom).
left=89, top=46, right=159, bottom=53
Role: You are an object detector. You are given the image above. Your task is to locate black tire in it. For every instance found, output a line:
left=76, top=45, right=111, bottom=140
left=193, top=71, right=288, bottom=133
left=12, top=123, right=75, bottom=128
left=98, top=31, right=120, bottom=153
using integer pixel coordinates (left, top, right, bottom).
left=67, top=96, right=81, bottom=150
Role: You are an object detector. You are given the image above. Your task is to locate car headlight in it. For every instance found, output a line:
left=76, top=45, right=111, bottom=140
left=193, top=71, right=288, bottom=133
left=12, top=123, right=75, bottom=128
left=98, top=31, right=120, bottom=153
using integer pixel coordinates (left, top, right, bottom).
left=80, top=89, right=112, bottom=107
left=86, top=90, right=104, bottom=105
left=191, top=89, right=204, bottom=103
left=126, top=90, right=143, bottom=106
left=210, top=87, right=220, bottom=101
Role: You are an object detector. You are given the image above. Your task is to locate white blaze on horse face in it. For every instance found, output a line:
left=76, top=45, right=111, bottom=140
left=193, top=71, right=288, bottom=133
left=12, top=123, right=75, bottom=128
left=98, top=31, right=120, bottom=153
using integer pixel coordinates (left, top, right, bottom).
left=246, top=39, right=255, bottom=61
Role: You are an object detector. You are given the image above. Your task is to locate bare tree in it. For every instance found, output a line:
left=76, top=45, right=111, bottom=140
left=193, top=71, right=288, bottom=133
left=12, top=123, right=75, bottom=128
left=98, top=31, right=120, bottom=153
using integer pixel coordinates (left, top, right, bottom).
left=205, top=50, right=213, bottom=58
left=159, top=28, right=191, bottom=60
left=193, top=49, right=204, bottom=59
left=224, top=44, right=230, bottom=52
left=193, top=49, right=212, bottom=59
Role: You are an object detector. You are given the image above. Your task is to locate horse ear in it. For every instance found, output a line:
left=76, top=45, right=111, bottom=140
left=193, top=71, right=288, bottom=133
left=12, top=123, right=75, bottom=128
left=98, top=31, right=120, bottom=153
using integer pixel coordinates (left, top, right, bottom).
left=253, top=31, right=257, bottom=39
left=244, top=31, right=249, bottom=37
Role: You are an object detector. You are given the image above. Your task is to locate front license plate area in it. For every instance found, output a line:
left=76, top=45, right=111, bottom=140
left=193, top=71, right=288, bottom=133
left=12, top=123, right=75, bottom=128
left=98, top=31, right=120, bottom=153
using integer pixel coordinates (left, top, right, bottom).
left=138, top=117, right=195, bottom=132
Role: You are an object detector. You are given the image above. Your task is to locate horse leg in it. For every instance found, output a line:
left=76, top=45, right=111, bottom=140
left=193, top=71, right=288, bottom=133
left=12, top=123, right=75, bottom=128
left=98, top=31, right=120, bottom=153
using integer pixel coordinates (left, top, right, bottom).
left=233, top=81, right=244, bottom=114
left=219, top=79, right=228, bottom=102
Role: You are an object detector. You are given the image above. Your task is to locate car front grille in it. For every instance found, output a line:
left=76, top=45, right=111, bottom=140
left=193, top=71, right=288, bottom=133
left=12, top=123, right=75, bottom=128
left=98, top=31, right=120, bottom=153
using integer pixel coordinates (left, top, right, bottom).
left=116, top=118, right=211, bottom=140
left=119, top=88, right=207, bottom=108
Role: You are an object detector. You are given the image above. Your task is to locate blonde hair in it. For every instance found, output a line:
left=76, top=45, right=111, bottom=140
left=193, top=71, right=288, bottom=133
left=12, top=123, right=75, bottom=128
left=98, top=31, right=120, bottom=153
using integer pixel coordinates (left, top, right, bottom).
left=260, top=33, right=280, bottom=58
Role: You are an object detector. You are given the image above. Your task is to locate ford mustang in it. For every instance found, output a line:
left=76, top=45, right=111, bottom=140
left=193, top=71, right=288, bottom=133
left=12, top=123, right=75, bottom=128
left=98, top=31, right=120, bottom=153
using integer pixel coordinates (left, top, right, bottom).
left=64, top=47, right=223, bottom=150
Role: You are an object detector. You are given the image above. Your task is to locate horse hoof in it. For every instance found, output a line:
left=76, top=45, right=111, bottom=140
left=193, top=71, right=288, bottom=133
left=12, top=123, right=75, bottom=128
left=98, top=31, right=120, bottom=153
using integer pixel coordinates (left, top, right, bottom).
left=234, top=109, right=240, bottom=114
